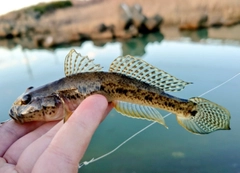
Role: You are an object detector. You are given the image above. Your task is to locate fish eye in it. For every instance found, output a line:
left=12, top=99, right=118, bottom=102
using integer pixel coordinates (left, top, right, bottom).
left=21, top=94, right=31, bottom=105
left=26, top=86, right=34, bottom=91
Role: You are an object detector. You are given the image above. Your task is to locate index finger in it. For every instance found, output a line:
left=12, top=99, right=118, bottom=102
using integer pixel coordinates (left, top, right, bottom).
left=32, top=94, right=113, bottom=172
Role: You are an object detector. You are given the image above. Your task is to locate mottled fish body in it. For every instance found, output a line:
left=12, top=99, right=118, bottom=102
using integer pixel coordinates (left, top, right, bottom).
left=9, top=49, right=231, bottom=134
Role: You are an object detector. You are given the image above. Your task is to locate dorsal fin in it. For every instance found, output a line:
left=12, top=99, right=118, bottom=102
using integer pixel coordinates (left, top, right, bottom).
left=109, top=55, right=191, bottom=92
left=64, top=49, right=103, bottom=76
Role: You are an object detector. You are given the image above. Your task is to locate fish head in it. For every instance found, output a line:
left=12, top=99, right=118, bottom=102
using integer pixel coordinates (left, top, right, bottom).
left=9, top=86, right=64, bottom=123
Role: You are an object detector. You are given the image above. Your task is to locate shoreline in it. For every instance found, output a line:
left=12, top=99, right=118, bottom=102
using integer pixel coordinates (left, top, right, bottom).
left=0, top=0, right=240, bottom=49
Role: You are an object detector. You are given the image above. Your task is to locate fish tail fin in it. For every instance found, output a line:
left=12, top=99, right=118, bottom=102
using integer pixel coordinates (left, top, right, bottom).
left=176, top=97, right=231, bottom=134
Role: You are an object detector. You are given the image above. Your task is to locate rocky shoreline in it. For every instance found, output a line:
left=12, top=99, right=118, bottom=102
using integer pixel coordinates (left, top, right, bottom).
left=0, top=0, right=240, bottom=49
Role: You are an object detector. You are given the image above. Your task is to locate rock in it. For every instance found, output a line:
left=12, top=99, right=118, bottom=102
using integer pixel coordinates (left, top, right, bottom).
left=0, top=25, right=8, bottom=38
left=133, top=4, right=142, bottom=13
left=96, top=23, right=108, bottom=33
left=199, top=14, right=208, bottom=26
left=131, top=4, right=146, bottom=29
left=119, top=3, right=132, bottom=29
left=43, top=36, right=54, bottom=48
left=0, top=22, right=13, bottom=38
left=91, top=24, right=115, bottom=40
left=108, top=24, right=115, bottom=35
left=78, top=33, right=91, bottom=41
left=207, top=13, right=223, bottom=27
left=12, top=25, right=29, bottom=37
left=118, top=3, right=161, bottom=33
left=114, top=30, right=133, bottom=39
left=33, top=35, right=45, bottom=47
left=119, top=14, right=132, bottom=30
left=222, top=6, right=240, bottom=26
left=0, top=28, right=6, bottom=38
left=90, top=30, right=113, bottom=40
left=39, top=28, right=81, bottom=48
left=144, top=18, right=157, bottom=31
left=11, top=29, right=20, bottom=37
left=114, top=25, right=138, bottom=39
left=179, top=13, right=208, bottom=30
left=119, top=3, right=132, bottom=19
left=144, top=14, right=163, bottom=31
left=56, top=32, right=80, bottom=44
left=1, top=0, right=240, bottom=49
left=128, top=25, right=138, bottom=36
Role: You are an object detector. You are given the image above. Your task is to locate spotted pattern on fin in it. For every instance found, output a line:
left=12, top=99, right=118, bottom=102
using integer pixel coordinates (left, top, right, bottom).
left=109, top=55, right=191, bottom=92
left=64, top=49, right=103, bottom=76
left=177, top=97, right=231, bottom=134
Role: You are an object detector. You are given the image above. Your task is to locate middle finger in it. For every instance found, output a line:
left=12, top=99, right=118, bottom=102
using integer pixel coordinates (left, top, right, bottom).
left=15, top=121, right=63, bottom=173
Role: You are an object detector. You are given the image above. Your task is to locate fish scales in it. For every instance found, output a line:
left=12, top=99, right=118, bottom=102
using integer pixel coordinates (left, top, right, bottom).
left=64, top=72, right=192, bottom=113
left=31, top=72, right=192, bottom=115
left=8, top=49, right=231, bottom=135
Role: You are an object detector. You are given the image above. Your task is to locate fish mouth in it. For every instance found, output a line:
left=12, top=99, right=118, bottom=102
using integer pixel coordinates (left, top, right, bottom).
left=9, top=107, right=23, bottom=123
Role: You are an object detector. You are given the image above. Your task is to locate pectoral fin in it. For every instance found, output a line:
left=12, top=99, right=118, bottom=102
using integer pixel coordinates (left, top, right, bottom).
left=63, top=108, right=73, bottom=123
left=57, top=93, right=73, bottom=123
left=113, top=101, right=168, bottom=128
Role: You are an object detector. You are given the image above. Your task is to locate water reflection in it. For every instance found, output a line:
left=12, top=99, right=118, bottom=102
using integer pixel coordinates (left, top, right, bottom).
left=1, top=30, right=240, bottom=81
left=1, top=24, right=240, bottom=50
left=22, top=50, right=34, bottom=79
left=121, top=32, right=163, bottom=56
left=180, top=28, right=208, bottom=42
left=0, top=32, right=164, bottom=80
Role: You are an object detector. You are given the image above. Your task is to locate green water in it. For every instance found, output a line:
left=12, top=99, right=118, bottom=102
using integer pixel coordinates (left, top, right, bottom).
left=0, top=32, right=240, bottom=173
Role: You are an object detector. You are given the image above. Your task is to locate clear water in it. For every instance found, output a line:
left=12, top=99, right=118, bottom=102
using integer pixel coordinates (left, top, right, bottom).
left=0, top=33, right=240, bottom=173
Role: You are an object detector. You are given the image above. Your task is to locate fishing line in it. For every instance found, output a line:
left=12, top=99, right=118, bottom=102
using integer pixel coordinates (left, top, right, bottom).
left=79, top=72, right=240, bottom=169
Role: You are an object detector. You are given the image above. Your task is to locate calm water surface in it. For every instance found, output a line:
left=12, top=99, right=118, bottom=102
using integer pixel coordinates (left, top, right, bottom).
left=0, top=34, right=240, bottom=173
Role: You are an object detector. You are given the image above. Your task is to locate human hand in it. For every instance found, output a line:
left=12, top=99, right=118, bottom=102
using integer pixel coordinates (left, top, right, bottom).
left=0, top=94, right=112, bottom=173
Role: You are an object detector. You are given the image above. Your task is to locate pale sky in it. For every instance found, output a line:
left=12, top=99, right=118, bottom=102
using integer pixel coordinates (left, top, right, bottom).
left=0, top=0, right=51, bottom=15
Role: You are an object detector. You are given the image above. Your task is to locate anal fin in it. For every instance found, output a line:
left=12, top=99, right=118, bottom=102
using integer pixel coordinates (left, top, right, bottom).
left=113, top=101, right=168, bottom=128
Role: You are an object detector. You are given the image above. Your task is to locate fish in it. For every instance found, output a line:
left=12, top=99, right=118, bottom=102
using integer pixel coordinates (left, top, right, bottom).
left=9, top=49, right=231, bottom=134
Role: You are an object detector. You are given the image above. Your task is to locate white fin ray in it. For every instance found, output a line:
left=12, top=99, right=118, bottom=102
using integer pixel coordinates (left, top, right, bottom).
left=177, top=97, right=231, bottom=134
left=109, top=55, right=191, bottom=92
left=114, top=101, right=168, bottom=128
left=64, top=49, right=103, bottom=76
